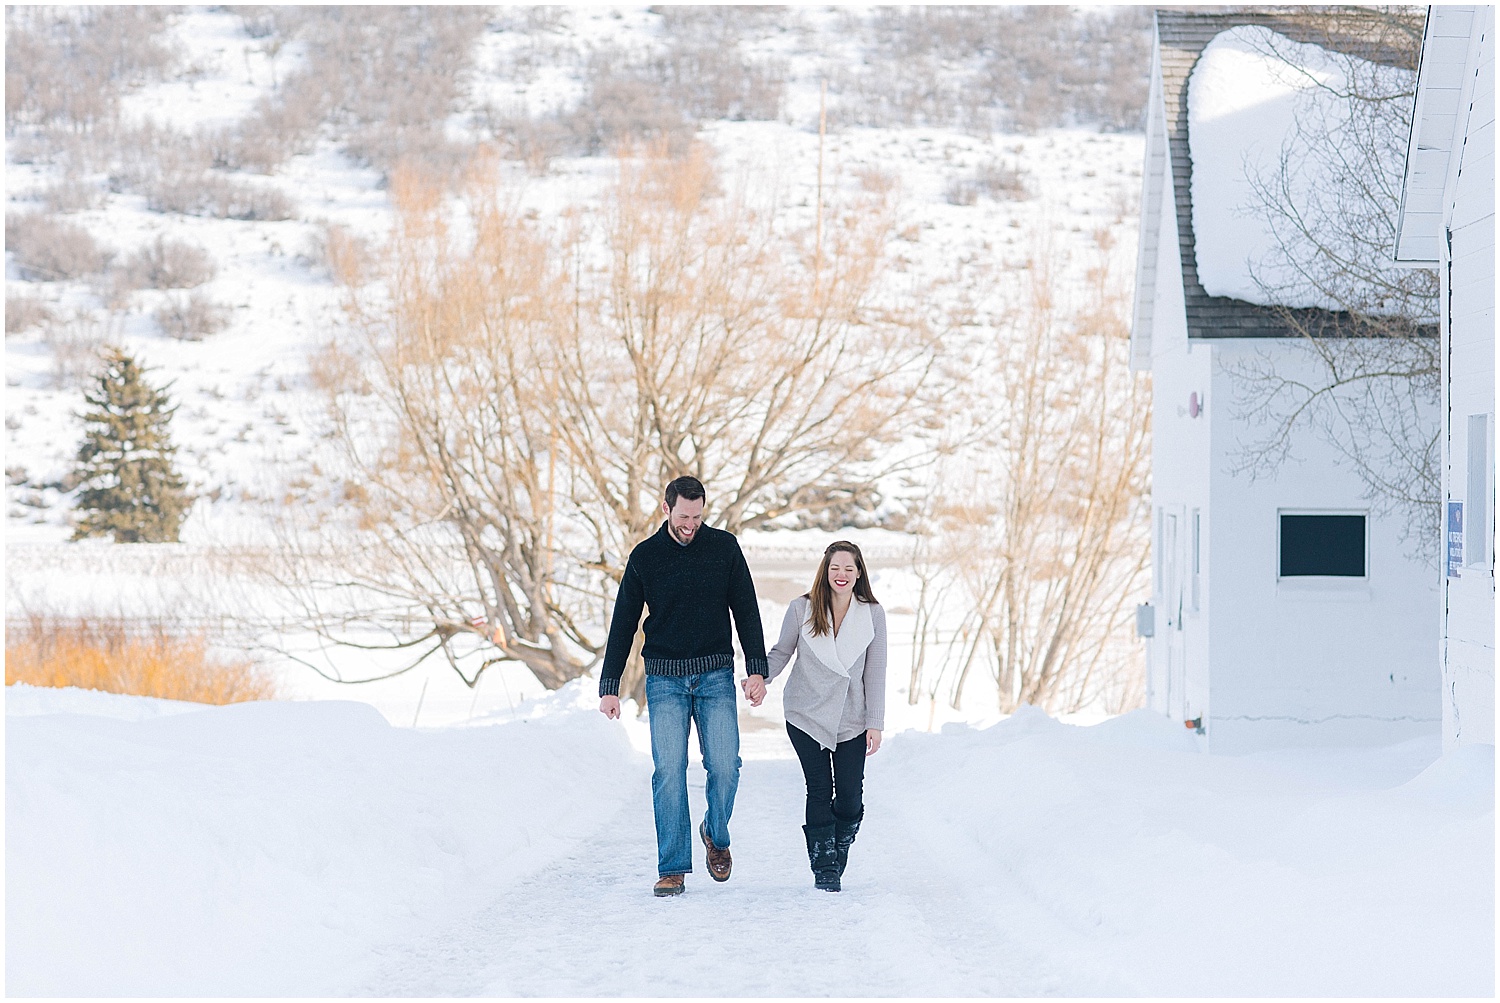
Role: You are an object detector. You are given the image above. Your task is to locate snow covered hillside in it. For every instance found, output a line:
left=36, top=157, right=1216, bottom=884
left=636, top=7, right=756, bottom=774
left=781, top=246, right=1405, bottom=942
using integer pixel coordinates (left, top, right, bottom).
left=6, top=5, right=1146, bottom=720
left=5, top=6, right=1142, bottom=546
left=7, top=683, right=1492, bottom=996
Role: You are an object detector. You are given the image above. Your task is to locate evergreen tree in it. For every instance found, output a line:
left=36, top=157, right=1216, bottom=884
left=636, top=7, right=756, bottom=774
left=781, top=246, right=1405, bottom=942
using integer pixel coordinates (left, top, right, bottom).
left=71, top=348, right=192, bottom=543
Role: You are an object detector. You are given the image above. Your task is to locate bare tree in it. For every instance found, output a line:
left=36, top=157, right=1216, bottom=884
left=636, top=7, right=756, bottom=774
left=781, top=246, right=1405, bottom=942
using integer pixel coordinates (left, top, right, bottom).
left=1228, top=10, right=1440, bottom=547
left=279, top=160, right=598, bottom=690
left=916, top=234, right=1151, bottom=713
left=552, top=142, right=946, bottom=701
left=281, top=145, right=948, bottom=698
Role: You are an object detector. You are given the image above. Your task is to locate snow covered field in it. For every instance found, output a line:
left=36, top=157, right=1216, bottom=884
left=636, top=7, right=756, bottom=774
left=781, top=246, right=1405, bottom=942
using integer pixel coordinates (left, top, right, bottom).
left=7, top=681, right=1492, bottom=996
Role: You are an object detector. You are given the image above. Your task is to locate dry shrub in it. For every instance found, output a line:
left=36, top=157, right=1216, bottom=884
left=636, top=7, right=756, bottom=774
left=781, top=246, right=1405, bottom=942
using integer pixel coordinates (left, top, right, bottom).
left=41, top=310, right=115, bottom=387
left=832, top=6, right=1151, bottom=134
left=944, top=176, right=980, bottom=207
left=222, top=6, right=488, bottom=177
left=208, top=97, right=317, bottom=174
left=946, top=160, right=1029, bottom=206
left=107, top=122, right=214, bottom=194
left=106, top=125, right=297, bottom=219
left=565, top=16, right=785, bottom=158
left=973, top=159, right=1029, bottom=200
left=4, top=212, right=110, bottom=281
left=509, top=8, right=787, bottom=162
left=569, top=58, right=695, bottom=156
left=855, top=165, right=899, bottom=196
left=305, top=222, right=373, bottom=285
left=312, top=5, right=488, bottom=177
left=474, top=108, right=575, bottom=175
left=40, top=173, right=104, bottom=213
left=119, top=236, right=217, bottom=290
left=5, top=611, right=278, bottom=704
left=654, top=6, right=787, bottom=121
left=155, top=291, right=230, bottom=340
left=6, top=292, right=55, bottom=334
left=224, top=5, right=287, bottom=40
left=5, top=6, right=177, bottom=130
left=144, top=173, right=297, bottom=221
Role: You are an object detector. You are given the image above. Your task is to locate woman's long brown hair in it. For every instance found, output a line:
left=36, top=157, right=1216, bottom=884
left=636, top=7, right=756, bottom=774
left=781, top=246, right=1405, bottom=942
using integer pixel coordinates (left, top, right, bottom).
left=805, top=541, right=878, bottom=637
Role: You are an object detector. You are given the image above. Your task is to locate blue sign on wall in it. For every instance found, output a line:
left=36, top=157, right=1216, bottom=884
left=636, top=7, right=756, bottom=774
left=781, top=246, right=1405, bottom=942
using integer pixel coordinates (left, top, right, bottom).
left=1447, top=501, right=1465, bottom=578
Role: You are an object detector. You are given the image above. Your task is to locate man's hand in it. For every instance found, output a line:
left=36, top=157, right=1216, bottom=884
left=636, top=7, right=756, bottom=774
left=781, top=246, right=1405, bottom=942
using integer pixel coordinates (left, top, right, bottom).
left=741, top=674, right=766, bottom=706
left=865, top=729, right=882, bottom=756
left=599, top=695, right=621, bottom=720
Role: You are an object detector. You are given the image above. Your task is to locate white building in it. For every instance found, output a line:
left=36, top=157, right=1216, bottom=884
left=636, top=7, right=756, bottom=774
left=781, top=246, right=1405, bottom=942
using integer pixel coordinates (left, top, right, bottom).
left=1394, top=5, right=1496, bottom=750
left=1132, top=9, right=1441, bottom=751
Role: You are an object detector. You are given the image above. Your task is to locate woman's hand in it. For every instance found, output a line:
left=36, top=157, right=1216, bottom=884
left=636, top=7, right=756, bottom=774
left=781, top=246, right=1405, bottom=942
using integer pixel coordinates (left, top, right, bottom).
left=865, top=729, right=882, bottom=756
left=741, top=674, right=766, bottom=706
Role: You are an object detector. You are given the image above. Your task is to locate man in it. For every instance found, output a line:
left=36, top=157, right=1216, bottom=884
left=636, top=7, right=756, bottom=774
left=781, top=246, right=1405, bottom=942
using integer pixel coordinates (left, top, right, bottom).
left=599, top=476, right=768, bottom=897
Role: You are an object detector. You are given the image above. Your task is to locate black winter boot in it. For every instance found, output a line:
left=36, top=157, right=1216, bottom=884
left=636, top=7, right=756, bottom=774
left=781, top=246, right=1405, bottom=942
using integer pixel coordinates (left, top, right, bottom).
left=833, top=807, right=864, bottom=878
left=802, top=823, right=840, bottom=891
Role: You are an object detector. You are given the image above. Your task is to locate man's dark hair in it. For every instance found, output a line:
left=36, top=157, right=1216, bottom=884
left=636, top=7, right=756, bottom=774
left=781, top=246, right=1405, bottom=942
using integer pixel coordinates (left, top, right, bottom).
left=664, top=475, right=706, bottom=509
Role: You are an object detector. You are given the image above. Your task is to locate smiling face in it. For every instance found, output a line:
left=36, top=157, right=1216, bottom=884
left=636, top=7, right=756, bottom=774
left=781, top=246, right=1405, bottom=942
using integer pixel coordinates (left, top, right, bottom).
left=826, top=550, right=860, bottom=597
left=663, top=495, right=705, bottom=545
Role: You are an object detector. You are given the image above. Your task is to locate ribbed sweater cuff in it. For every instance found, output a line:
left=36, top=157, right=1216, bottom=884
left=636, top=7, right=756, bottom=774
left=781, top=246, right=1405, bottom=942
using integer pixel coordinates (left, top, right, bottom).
left=598, top=675, right=621, bottom=698
left=744, top=656, right=768, bottom=677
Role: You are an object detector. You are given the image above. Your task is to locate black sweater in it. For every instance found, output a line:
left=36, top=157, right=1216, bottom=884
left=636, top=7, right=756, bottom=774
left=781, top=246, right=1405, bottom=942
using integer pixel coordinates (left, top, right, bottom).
left=598, top=522, right=768, bottom=697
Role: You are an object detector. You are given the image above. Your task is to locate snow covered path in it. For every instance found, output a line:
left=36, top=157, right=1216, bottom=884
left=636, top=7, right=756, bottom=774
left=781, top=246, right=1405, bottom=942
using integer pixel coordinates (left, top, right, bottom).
left=8, top=683, right=1493, bottom=997
left=351, top=745, right=1085, bottom=997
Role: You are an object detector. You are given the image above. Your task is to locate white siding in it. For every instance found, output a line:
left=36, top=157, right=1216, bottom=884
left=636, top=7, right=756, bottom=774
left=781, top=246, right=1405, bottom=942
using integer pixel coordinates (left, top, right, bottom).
left=1143, top=157, right=1213, bottom=730
left=1443, top=7, right=1496, bottom=749
left=1206, top=342, right=1442, bottom=752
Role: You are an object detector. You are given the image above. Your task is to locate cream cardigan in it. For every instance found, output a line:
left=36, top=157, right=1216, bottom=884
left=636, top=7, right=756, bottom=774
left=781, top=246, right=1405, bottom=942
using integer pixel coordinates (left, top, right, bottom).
left=766, top=596, right=887, bottom=750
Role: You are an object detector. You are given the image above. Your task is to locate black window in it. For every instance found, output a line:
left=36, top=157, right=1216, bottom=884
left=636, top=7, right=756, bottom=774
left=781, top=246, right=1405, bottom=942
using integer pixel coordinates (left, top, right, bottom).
left=1279, top=514, right=1366, bottom=577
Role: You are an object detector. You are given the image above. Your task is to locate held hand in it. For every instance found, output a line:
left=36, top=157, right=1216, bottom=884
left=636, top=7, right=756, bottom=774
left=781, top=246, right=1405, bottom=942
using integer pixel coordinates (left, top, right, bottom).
left=599, top=695, right=621, bottom=720
left=741, top=675, right=766, bottom=706
left=865, top=729, right=882, bottom=756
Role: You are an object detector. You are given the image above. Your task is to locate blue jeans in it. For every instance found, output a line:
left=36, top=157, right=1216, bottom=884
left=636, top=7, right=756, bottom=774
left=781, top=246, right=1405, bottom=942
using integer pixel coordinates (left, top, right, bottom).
left=645, top=668, right=741, bottom=876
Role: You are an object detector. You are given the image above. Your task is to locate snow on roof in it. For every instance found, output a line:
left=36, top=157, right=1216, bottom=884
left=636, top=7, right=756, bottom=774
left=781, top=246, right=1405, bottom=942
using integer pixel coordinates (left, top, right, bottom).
left=1188, top=25, right=1413, bottom=310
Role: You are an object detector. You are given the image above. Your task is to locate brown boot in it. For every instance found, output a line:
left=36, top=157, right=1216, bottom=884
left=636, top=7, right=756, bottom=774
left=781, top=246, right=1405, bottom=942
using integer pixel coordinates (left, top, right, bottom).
left=700, top=821, right=732, bottom=882
left=653, top=873, right=685, bottom=897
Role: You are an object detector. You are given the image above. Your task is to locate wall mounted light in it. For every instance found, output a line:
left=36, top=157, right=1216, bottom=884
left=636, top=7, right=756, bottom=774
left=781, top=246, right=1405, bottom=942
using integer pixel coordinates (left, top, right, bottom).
left=1188, top=392, right=1202, bottom=418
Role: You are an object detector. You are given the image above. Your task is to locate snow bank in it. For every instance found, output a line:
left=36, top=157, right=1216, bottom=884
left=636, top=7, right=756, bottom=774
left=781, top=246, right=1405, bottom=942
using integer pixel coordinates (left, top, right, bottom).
left=880, top=710, right=1494, bottom=996
left=7, top=685, right=1492, bottom=996
left=1188, top=26, right=1412, bottom=309
left=5, top=682, right=208, bottom=721
left=5, top=680, right=644, bottom=997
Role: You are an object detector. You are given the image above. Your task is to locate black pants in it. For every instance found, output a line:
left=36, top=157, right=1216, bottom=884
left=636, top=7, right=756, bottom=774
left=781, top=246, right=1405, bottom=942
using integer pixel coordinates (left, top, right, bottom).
left=786, top=721, right=866, bottom=827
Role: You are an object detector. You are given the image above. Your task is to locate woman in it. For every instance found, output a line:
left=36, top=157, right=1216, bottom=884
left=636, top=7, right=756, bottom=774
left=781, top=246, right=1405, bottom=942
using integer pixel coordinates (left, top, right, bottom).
left=755, top=540, right=885, bottom=892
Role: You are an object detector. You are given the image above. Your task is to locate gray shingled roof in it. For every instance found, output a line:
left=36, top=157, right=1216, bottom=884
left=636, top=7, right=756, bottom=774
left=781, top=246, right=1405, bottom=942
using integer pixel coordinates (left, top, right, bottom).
left=1154, top=6, right=1424, bottom=339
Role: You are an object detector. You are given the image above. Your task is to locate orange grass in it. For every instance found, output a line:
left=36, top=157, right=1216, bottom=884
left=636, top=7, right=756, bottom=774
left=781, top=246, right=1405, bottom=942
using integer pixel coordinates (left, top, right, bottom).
left=5, top=612, right=278, bottom=704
